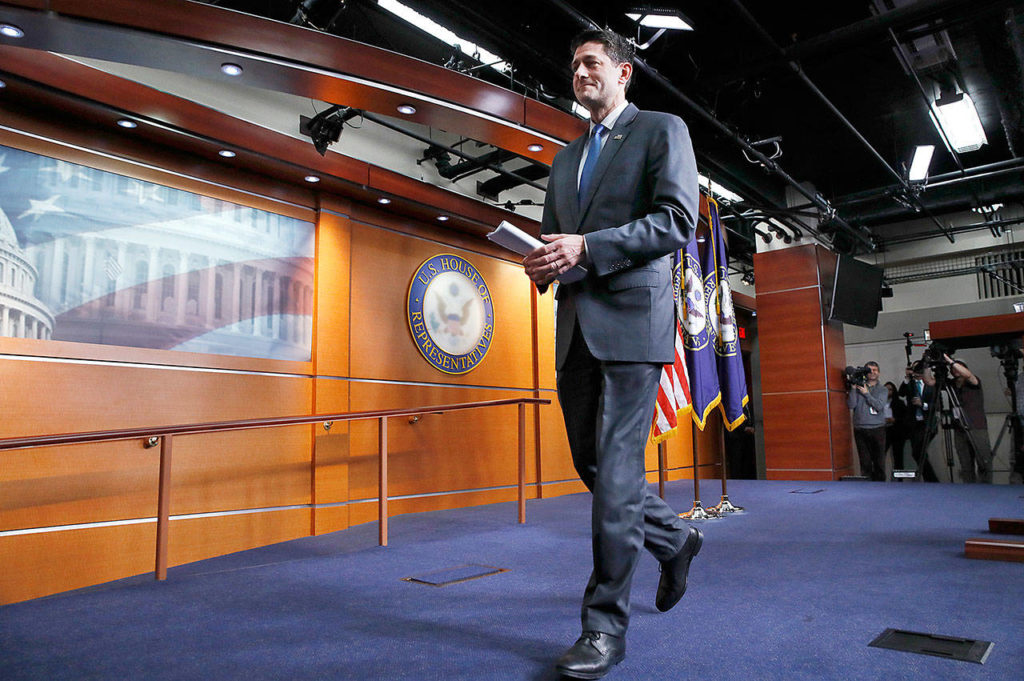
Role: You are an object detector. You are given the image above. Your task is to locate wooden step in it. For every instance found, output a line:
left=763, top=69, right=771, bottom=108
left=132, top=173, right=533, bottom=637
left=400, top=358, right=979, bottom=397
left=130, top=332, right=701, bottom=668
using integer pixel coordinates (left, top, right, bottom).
left=988, top=518, right=1024, bottom=535
left=965, top=538, right=1024, bottom=562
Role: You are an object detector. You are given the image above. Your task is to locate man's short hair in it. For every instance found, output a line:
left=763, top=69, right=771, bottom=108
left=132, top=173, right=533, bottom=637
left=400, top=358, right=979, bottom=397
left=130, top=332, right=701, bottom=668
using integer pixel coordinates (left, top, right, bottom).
left=570, top=28, right=635, bottom=90
left=865, top=361, right=880, bottom=369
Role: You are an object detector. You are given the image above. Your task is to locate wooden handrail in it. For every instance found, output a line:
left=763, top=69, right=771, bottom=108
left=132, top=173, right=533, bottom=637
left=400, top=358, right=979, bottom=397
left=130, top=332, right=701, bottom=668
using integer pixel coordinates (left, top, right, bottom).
left=0, top=398, right=549, bottom=450
left=1, top=397, right=550, bottom=582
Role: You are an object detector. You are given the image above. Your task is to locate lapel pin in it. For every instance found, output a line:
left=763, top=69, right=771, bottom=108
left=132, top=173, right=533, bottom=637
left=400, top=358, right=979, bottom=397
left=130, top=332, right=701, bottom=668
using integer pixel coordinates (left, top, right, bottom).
left=613, top=134, right=623, bottom=140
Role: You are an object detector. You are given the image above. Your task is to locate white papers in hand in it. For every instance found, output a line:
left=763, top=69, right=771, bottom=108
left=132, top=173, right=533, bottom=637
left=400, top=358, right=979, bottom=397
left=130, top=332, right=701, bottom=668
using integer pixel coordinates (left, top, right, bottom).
left=486, top=220, right=588, bottom=284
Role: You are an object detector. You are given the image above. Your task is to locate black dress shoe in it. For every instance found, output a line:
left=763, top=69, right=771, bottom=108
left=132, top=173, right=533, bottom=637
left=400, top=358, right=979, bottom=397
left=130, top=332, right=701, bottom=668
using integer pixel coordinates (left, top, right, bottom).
left=655, top=525, right=703, bottom=612
left=554, top=631, right=626, bottom=679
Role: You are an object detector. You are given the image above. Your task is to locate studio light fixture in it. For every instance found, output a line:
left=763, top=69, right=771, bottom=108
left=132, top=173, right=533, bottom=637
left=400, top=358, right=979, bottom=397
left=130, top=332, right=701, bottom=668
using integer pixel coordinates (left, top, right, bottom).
left=299, top=105, right=362, bottom=156
left=218, top=150, right=236, bottom=158
left=907, top=145, right=934, bottom=182
left=972, top=202, right=1004, bottom=214
left=378, top=0, right=511, bottom=75
left=626, top=7, right=694, bottom=31
left=116, top=119, right=138, bottom=129
left=0, top=23, right=25, bottom=38
left=304, top=175, right=320, bottom=183
left=436, top=215, right=449, bottom=222
left=220, top=63, right=243, bottom=77
left=932, top=90, right=987, bottom=153
left=527, top=143, right=544, bottom=152
left=698, top=173, right=744, bottom=204
left=396, top=104, right=417, bottom=115
left=377, top=197, right=392, bottom=204
left=0, top=79, right=6, bottom=89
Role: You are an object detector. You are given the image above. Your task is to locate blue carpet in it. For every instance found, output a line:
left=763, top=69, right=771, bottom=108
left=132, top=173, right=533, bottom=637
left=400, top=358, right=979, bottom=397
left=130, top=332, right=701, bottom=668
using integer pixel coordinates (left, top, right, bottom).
left=2, top=480, right=1023, bottom=680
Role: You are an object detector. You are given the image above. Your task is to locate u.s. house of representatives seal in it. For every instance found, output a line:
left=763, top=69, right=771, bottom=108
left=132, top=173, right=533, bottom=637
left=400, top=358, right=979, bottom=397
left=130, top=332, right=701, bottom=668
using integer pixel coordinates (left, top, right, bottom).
left=407, top=254, right=494, bottom=374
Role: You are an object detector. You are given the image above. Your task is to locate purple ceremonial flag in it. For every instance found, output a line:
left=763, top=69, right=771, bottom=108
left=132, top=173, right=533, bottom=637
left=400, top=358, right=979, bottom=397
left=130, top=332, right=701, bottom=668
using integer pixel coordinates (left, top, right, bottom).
left=707, top=198, right=749, bottom=430
left=681, top=196, right=721, bottom=430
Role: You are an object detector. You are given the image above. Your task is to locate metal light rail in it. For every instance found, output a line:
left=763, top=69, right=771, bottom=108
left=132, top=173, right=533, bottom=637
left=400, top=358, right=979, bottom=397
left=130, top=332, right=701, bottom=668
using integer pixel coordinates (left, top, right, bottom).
left=0, top=397, right=550, bottom=580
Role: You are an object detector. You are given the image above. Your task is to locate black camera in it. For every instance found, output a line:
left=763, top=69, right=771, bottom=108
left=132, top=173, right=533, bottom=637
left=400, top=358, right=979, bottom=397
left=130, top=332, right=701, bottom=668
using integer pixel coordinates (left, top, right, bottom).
left=911, top=341, right=953, bottom=377
left=921, top=341, right=951, bottom=366
left=990, top=338, right=1023, bottom=362
left=845, top=365, right=871, bottom=387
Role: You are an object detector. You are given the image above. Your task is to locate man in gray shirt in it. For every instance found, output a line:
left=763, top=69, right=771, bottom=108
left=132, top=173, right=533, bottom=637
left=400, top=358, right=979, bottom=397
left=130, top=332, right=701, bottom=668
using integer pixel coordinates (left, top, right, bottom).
left=847, top=361, right=889, bottom=481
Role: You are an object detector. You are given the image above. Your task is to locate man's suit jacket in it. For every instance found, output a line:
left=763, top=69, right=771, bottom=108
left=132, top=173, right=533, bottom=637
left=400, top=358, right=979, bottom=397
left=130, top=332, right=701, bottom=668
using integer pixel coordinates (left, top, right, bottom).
left=899, top=380, right=934, bottom=424
left=541, top=103, right=699, bottom=369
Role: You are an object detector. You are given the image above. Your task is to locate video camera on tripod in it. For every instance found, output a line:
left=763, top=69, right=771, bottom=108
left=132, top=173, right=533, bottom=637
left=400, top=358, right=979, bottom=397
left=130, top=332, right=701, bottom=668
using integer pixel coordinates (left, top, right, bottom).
left=909, top=340, right=955, bottom=378
left=990, top=338, right=1023, bottom=383
left=906, top=339, right=973, bottom=481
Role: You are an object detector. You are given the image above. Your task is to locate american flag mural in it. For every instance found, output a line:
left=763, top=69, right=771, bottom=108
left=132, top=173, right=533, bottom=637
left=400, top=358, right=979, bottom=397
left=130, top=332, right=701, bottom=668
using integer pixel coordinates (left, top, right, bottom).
left=0, top=145, right=315, bottom=361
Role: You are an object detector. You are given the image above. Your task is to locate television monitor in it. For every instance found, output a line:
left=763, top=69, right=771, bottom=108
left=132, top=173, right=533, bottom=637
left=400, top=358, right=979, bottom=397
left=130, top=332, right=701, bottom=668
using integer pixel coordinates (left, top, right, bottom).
left=829, top=255, right=884, bottom=328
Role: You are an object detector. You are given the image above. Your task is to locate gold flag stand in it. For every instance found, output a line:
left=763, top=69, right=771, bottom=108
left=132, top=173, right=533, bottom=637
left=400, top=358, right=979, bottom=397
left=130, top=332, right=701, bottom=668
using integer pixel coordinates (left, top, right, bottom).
left=680, top=421, right=722, bottom=520
left=709, top=427, right=745, bottom=514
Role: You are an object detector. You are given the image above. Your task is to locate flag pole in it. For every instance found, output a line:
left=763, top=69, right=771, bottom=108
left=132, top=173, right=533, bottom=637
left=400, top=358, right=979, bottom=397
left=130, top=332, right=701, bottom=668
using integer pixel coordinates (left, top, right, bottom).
left=681, top=420, right=721, bottom=520
left=710, top=422, right=745, bottom=514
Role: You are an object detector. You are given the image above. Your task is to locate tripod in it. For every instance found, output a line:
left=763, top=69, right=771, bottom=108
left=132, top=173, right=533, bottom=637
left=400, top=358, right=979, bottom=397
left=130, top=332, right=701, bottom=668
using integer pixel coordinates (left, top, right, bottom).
left=990, top=412, right=1024, bottom=479
left=920, top=364, right=977, bottom=483
left=992, top=344, right=1024, bottom=482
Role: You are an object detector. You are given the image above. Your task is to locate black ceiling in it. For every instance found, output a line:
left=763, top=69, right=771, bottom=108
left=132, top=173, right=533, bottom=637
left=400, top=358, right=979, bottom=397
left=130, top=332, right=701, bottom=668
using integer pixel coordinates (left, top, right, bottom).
left=202, top=0, right=1024, bottom=256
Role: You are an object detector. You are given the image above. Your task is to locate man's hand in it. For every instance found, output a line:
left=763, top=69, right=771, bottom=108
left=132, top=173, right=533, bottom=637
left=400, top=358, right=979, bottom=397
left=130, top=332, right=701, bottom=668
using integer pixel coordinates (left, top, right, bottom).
left=523, top=234, right=585, bottom=287
left=856, top=385, right=868, bottom=395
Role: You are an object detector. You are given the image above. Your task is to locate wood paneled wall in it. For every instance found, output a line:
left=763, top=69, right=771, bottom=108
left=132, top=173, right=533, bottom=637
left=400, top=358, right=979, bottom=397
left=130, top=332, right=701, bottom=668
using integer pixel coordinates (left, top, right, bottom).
left=754, top=244, right=853, bottom=480
left=0, top=125, right=713, bottom=609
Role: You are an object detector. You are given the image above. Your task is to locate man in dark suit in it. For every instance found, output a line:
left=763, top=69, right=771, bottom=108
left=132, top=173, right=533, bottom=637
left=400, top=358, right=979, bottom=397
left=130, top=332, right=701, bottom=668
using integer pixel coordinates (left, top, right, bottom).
left=523, top=28, right=702, bottom=679
left=899, top=363, right=940, bottom=482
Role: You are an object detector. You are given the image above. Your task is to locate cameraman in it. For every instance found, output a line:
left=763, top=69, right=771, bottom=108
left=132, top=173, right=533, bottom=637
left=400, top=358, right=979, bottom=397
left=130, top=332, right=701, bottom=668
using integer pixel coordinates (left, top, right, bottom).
left=847, top=361, right=888, bottom=481
left=944, top=354, right=993, bottom=483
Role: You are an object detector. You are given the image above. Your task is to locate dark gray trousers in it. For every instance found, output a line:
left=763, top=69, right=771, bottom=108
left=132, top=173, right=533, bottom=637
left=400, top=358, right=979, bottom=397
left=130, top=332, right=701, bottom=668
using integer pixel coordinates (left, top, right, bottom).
left=854, top=426, right=887, bottom=481
left=954, top=427, right=994, bottom=483
left=556, top=325, right=687, bottom=637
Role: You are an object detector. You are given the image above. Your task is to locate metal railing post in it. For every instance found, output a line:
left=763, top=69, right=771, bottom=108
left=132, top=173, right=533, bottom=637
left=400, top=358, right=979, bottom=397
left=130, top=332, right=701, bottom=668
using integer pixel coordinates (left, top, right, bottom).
left=378, top=416, right=388, bottom=546
left=155, top=435, right=172, bottom=580
left=658, top=441, right=667, bottom=500
left=518, top=403, right=526, bottom=524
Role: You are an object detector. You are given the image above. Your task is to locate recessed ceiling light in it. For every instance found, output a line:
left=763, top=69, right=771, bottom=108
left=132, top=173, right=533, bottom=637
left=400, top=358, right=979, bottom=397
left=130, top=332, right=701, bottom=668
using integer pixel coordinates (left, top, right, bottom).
left=377, top=197, right=392, bottom=204
left=304, top=175, right=320, bottom=183
left=527, top=143, right=544, bottom=152
left=0, top=23, right=25, bottom=39
left=436, top=215, right=449, bottom=222
left=396, top=104, right=417, bottom=115
left=218, top=150, right=236, bottom=158
left=220, top=63, right=243, bottom=77
left=116, top=119, right=138, bottom=129
left=0, top=79, right=6, bottom=89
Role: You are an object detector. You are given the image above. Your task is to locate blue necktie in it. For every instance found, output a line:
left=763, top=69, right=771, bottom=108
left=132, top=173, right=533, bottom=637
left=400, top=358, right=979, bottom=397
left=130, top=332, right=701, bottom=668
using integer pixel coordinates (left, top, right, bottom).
left=578, top=123, right=606, bottom=206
